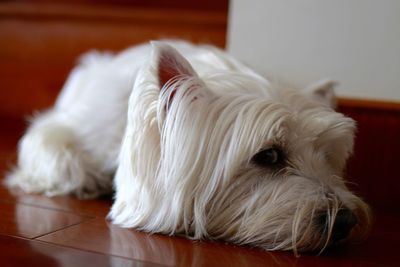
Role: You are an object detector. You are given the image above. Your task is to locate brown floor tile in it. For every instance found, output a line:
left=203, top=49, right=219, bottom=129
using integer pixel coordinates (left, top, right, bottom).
left=0, top=182, right=112, bottom=217
left=0, top=235, right=164, bottom=267
left=37, top=218, right=285, bottom=267
left=37, top=217, right=399, bottom=267
left=0, top=201, right=90, bottom=238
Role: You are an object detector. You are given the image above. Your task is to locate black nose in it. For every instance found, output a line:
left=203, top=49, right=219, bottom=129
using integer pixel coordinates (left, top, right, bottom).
left=319, top=208, right=358, bottom=242
left=331, top=208, right=358, bottom=242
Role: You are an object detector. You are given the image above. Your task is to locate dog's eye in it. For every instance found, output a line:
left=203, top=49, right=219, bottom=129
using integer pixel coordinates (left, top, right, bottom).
left=252, top=148, right=283, bottom=167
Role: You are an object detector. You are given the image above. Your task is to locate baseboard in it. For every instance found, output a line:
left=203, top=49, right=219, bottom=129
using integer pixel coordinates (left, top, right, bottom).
left=338, top=98, right=400, bottom=213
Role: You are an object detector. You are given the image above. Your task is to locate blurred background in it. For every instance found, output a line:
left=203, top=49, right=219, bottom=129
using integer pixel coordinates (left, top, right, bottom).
left=229, top=0, right=400, bottom=102
left=0, top=0, right=228, bottom=118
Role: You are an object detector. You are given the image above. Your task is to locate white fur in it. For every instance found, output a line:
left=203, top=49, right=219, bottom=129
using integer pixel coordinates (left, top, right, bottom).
left=7, top=40, right=370, bottom=254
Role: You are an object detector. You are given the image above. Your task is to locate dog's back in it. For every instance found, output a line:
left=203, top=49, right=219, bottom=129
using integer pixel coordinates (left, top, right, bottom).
left=6, top=40, right=254, bottom=198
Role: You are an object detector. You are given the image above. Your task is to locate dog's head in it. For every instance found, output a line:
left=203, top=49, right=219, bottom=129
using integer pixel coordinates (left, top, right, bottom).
left=113, top=42, right=371, bottom=254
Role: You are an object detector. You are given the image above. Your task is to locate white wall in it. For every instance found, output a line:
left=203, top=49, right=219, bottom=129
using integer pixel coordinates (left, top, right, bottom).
left=228, top=0, right=400, bottom=101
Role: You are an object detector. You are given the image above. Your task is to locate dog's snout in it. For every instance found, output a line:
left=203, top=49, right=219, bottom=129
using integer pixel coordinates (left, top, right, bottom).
left=319, top=208, right=358, bottom=242
left=331, top=208, right=358, bottom=242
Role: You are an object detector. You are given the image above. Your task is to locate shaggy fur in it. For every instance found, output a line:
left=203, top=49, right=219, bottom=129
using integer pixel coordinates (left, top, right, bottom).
left=6, top=40, right=371, bottom=254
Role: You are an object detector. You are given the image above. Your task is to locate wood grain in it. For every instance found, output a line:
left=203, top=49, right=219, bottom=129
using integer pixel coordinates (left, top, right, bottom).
left=0, top=2, right=227, bottom=117
left=0, top=235, right=162, bottom=267
left=36, top=216, right=400, bottom=267
left=338, top=97, right=400, bottom=112
left=338, top=100, right=400, bottom=213
left=11, top=0, right=229, bottom=12
left=0, top=201, right=89, bottom=238
left=38, top=218, right=246, bottom=266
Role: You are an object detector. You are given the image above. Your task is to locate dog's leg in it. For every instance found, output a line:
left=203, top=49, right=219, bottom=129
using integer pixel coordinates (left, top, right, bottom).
left=6, top=111, right=110, bottom=199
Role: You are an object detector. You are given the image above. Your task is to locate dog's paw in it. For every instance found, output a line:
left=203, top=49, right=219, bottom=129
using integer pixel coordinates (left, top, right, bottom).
left=5, top=168, right=67, bottom=197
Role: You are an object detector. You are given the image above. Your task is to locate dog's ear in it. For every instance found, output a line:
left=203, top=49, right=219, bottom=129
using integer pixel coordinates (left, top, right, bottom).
left=151, top=42, right=205, bottom=110
left=152, top=41, right=198, bottom=88
left=305, top=79, right=337, bottom=109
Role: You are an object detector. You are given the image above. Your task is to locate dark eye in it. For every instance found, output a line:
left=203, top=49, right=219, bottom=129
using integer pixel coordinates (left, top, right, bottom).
left=252, top=148, right=284, bottom=167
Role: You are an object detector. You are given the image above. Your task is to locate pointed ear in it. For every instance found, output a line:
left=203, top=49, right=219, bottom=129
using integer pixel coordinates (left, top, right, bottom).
left=151, top=41, right=198, bottom=89
left=305, top=79, right=337, bottom=109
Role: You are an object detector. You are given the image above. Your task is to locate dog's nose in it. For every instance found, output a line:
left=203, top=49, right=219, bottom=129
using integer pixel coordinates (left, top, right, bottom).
left=331, top=208, right=358, bottom=242
left=319, top=208, right=358, bottom=242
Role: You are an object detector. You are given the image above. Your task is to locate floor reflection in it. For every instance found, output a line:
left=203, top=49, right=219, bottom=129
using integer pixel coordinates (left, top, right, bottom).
left=108, top=221, right=297, bottom=267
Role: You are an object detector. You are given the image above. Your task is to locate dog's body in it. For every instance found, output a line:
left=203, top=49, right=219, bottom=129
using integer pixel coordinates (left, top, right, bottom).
left=7, top=40, right=370, bottom=253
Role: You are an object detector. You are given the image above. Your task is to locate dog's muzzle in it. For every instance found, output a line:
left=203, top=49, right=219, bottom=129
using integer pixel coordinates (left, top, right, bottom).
left=319, top=207, right=358, bottom=243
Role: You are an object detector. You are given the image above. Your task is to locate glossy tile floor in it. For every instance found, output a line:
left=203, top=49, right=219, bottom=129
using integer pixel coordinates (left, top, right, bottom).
left=1, top=131, right=399, bottom=267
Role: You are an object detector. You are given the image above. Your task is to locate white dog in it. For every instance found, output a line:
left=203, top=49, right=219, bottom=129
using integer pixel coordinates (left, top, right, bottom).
left=7, top=40, right=370, bottom=254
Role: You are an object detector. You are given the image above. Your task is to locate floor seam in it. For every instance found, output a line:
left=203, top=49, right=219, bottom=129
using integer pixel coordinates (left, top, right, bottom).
left=32, top=216, right=96, bottom=240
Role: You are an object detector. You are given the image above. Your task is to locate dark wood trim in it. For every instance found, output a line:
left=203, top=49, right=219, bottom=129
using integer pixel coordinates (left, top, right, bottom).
left=338, top=97, right=400, bottom=112
left=0, top=3, right=227, bottom=28
left=0, top=2, right=227, bottom=117
left=9, top=0, right=229, bottom=11
left=338, top=98, right=400, bottom=213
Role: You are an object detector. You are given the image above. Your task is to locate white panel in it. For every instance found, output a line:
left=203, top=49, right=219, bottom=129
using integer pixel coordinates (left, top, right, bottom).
left=228, top=0, right=400, bottom=101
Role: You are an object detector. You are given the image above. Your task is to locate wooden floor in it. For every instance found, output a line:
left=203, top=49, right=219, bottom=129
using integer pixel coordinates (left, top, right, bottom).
left=0, top=124, right=399, bottom=267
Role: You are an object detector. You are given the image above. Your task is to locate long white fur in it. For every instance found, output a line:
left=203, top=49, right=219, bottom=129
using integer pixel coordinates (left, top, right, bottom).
left=6, top=40, right=370, bottom=253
